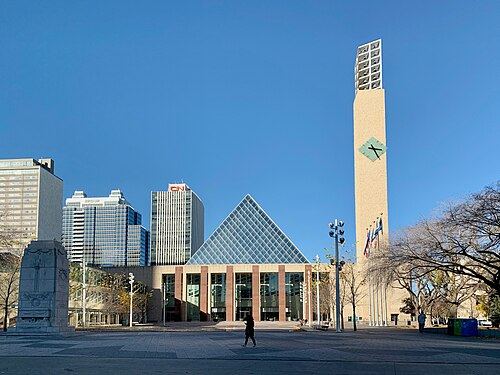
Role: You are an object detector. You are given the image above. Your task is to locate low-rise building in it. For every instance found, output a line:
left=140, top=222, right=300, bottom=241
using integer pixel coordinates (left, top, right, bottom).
left=108, top=194, right=312, bottom=323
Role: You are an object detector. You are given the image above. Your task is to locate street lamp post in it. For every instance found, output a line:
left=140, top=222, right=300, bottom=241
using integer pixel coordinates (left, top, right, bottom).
left=129, top=273, right=135, bottom=327
left=82, top=257, right=87, bottom=328
left=307, top=270, right=312, bottom=327
left=314, top=255, right=320, bottom=326
left=329, top=220, right=345, bottom=333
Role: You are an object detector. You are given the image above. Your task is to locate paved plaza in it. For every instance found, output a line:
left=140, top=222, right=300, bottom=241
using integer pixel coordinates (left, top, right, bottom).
left=0, top=326, right=499, bottom=374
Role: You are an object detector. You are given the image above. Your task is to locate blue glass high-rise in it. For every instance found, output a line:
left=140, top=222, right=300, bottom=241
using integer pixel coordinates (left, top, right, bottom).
left=62, top=190, right=149, bottom=267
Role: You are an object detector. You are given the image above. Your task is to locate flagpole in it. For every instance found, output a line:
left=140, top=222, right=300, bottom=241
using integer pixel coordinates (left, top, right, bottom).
left=368, top=263, right=372, bottom=326
left=377, top=235, right=385, bottom=326
left=375, top=284, right=378, bottom=326
left=369, top=228, right=374, bottom=327
left=383, top=284, right=388, bottom=326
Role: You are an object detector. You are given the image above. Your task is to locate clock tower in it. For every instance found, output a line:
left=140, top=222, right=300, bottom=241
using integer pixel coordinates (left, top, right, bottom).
left=353, top=39, right=388, bottom=264
left=353, top=40, right=404, bottom=326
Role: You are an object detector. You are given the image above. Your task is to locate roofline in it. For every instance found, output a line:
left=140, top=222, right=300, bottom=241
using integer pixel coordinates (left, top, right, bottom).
left=188, top=194, right=310, bottom=264
left=245, top=194, right=310, bottom=263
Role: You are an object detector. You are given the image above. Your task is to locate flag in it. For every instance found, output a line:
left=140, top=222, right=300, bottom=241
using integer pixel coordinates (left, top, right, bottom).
left=372, top=217, right=383, bottom=240
left=363, top=229, right=371, bottom=258
left=369, top=218, right=383, bottom=252
left=371, top=232, right=379, bottom=250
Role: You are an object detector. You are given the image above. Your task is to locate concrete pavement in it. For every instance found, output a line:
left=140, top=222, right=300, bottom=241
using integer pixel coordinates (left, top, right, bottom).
left=0, top=326, right=499, bottom=374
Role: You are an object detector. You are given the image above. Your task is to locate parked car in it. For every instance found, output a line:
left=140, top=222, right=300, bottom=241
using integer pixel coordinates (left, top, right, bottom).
left=478, top=319, right=493, bottom=327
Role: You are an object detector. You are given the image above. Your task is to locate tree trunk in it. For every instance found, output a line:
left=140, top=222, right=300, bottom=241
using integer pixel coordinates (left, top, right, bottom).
left=414, top=295, right=419, bottom=326
left=3, top=292, right=9, bottom=332
left=449, top=304, right=458, bottom=318
left=353, top=301, right=357, bottom=331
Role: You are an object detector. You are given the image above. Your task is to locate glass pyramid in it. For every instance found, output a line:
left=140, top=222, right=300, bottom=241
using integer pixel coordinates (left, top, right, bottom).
left=187, top=195, right=309, bottom=265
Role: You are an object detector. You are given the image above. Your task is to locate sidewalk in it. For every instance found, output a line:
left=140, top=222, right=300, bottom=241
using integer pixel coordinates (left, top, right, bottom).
left=1, top=327, right=499, bottom=374
left=73, top=320, right=304, bottom=333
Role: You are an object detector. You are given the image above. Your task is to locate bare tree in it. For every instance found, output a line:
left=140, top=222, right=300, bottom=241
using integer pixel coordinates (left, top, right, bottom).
left=0, top=211, right=26, bottom=331
left=371, top=183, right=499, bottom=321
left=341, top=263, right=366, bottom=331
left=318, top=272, right=335, bottom=322
left=393, top=184, right=499, bottom=294
left=428, top=270, right=480, bottom=318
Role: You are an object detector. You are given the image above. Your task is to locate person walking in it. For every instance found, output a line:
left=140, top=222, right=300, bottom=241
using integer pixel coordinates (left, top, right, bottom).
left=418, top=311, right=426, bottom=333
left=242, top=315, right=256, bottom=347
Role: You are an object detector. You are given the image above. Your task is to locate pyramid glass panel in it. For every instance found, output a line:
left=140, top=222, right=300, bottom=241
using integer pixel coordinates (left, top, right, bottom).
left=187, top=195, right=309, bottom=265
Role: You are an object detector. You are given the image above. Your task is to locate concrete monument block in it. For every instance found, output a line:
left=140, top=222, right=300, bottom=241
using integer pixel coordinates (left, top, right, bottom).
left=11, top=240, right=74, bottom=335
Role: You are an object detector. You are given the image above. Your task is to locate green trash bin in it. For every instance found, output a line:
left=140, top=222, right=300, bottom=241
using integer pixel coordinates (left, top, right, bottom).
left=447, top=319, right=455, bottom=335
left=453, top=319, right=462, bottom=336
left=122, top=319, right=127, bottom=327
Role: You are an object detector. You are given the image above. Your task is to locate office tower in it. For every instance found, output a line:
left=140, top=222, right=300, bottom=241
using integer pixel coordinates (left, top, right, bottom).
left=0, top=158, right=63, bottom=246
left=62, top=190, right=149, bottom=267
left=150, top=183, right=204, bottom=265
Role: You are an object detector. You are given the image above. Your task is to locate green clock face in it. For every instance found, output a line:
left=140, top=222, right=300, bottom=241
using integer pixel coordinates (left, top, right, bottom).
left=359, top=137, right=386, bottom=161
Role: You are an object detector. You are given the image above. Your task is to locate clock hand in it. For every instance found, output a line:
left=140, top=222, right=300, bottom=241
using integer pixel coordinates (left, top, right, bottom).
left=368, top=144, right=382, bottom=159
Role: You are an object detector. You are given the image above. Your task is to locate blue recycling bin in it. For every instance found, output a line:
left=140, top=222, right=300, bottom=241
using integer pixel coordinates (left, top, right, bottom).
left=461, top=319, right=478, bottom=337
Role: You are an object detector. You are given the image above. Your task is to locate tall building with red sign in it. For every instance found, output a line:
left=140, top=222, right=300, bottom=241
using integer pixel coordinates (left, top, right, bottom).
left=150, top=184, right=204, bottom=265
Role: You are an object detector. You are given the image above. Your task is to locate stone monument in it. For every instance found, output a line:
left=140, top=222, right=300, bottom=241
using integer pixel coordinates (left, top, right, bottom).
left=11, top=240, right=74, bottom=334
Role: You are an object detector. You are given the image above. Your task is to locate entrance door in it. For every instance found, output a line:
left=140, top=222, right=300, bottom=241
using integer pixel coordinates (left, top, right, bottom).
left=391, top=314, right=399, bottom=325
left=235, top=273, right=252, bottom=321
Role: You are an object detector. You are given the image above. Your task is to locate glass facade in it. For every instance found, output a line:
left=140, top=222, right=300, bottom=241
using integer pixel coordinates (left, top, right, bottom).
left=235, top=273, right=252, bottom=321
left=210, top=273, right=226, bottom=321
left=186, top=274, right=200, bottom=321
left=62, top=190, right=149, bottom=266
left=286, top=272, right=304, bottom=321
left=162, top=274, right=176, bottom=322
left=260, top=273, right=279, bottom=321
left=187, top=195, right=309, bottom=265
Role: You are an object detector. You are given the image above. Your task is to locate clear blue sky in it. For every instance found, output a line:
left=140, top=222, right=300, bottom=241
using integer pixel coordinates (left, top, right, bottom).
left=1, top=1, right=499, bottom=263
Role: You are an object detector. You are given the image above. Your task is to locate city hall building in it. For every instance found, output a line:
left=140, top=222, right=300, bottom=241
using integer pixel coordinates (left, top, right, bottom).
left=110, top=194, right=313, bottom=323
